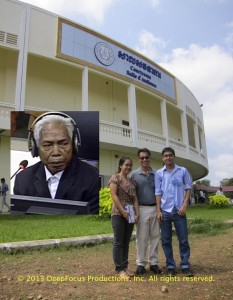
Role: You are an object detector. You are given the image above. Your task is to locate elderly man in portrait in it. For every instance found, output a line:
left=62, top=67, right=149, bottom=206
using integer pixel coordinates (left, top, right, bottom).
left=13, top=112, right=99, bottom=214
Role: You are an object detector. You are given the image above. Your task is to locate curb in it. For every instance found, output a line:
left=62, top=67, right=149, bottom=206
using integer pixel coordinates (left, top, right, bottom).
left=0, top=232, right=136, bottom=252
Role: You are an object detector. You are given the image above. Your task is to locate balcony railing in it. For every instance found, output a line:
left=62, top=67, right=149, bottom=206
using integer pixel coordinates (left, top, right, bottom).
left=0, top=103, right=15, bottom=130
left=169, top=138, right=186, bottom=153
left=138, top=129, right=166, bottom=150
left=100, top=120, right=133, bottom=146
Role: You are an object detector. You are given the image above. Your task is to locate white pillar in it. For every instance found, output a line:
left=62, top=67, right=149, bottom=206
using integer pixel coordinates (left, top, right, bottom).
left=160, top=99, right=169, bottom=146
left=181, top=111, right=189, bottom=155
left=15, top=5, right=30, bottom=111
left=194, top=122, right=200, bottom=152
left=128, top=84, right=138, bottom=147
left=82, top=66, right=88, bottom=111
left=200, top=129, right=207, bottom=156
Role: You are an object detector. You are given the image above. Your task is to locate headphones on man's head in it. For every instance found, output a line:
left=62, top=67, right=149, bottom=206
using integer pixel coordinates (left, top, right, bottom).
left=28, top=112, right=81, bottom=157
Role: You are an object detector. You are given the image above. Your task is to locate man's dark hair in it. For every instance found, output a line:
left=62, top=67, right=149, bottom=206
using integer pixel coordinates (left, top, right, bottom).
left=162, top=147, right=175, bottom=156
left=137, top=148, right=151, bottom=158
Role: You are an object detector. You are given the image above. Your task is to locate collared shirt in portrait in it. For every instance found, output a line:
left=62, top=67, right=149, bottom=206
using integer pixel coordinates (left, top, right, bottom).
left=45, top=167, right=64, bottom=199
left=155, top=164, right=192, bottom=213
left=130, top=167, right=156, bottom=205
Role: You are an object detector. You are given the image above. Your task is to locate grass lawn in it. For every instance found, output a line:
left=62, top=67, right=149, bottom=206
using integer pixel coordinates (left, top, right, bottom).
left=0, top=205, right=232, bottom=244
left=0, top=215, right=112, bottom=243
left=187, top=204, right=233, bottom=221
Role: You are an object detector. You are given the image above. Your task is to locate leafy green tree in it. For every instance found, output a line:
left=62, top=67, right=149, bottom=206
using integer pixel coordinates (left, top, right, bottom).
left=221, top=178, right=233, bottom=199
left=195, top=179, right=210, bottom=186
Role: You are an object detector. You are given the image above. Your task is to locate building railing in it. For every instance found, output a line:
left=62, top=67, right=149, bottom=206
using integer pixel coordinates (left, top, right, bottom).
left=2, top=105, right=208, bottom=169
left=100, top=120, right=133, bottom=146
left=189, top=145, right=199, bottom=155
left=0, top=102, right=15, bottom=115
left=138, top=129, right=166, bottom=148
left=100, top=122, right=208, bottom=166
left=0, top=102, right=15, bottom=130
left=169, top=138, right=186, bottom=153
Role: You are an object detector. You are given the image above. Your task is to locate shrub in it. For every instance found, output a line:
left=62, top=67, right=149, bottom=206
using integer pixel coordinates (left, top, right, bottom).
left=99, top=187, right=112, bottom=219
left=209, top=194, right=229, bottom=208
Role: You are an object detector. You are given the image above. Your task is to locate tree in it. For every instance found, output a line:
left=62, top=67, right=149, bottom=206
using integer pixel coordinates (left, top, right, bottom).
left=221, top=178, right=233, bottom=199
left=195, top=179, right=210, bottom=186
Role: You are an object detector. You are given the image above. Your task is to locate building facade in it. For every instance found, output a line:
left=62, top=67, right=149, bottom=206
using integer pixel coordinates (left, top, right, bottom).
left=0, top=0, right=208, bottom=206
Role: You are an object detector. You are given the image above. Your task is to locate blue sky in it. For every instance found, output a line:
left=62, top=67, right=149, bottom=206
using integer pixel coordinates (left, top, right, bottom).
left=20, top=0, right=233, bottom=186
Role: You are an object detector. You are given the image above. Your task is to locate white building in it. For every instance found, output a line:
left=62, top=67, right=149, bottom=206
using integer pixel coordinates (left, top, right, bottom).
left=0, top=0, right=208, bottom=208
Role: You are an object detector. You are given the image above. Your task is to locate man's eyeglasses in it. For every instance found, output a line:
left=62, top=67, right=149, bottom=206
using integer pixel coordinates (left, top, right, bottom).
left=139, top=156, right=150, bottom=160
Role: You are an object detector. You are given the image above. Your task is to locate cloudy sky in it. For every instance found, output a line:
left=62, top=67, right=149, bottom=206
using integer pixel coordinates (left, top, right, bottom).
left=19, top=0, right=233, bottom=186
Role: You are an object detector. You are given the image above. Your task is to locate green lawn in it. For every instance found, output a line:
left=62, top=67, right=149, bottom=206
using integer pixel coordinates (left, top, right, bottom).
left=0, top=205, right=232, bottom=244
left=0, top=215, right=112, bottom=244
left=187, top=205, right=233, bottom=221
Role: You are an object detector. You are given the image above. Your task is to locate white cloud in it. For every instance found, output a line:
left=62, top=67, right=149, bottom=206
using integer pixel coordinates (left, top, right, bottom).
left=135, top=30, right=166, bottom=61
left=20, top=0, right=116, bottom=23
left=161, top=44, right=233, bottom=99
left=160, top=44, right=233, bottom=145
left=134, top=31, right=233, bottom=183
left=157, top=44, right=233, bottom=183
left=148, top=0, right=160, bottom=8
left=208, top=154, right=233, bottom=185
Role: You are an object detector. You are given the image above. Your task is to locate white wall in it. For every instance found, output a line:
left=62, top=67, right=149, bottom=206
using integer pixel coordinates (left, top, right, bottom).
left=136, top=89, right=162, bottom=134
left=0, top=0, right=24, bottom=37
left=25, top=55, right=82, bottom=110
left=28, top=7, right=58, bottom=59
left=0, top=48, right=18, bottom=103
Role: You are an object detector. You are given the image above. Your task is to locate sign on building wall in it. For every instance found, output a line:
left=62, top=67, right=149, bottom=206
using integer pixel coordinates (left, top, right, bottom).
left=57, top=18, right=176, bottom=102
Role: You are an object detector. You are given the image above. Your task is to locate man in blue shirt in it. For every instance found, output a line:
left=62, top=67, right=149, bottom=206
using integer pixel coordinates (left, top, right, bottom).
left=155, top=147, right=193, bottom=277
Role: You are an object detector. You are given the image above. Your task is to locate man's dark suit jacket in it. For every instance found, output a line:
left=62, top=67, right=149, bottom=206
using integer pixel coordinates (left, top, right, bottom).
left=13, top=155, right=99, bottom=214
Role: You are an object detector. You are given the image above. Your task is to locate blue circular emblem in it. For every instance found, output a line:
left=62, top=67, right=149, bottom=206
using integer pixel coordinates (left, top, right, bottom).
left=94, top=42, right=115, bottom=66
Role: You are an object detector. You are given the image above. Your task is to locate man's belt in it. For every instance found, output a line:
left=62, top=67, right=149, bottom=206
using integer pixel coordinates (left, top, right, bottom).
left=139, top=203, right=156, bottom=206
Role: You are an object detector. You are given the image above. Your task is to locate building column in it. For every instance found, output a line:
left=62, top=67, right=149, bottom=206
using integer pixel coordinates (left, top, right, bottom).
left=128, top=84, right=138, bottom=147
left=200, top=129, right=207, bottom=156
left=15, top=5, right=30, bottom=111
left=181, top=111, right=189, bottom=155
left=82, top=66, right=88, bottom=111
left=194, top=122, right=200, bottom=152
left=160, top=99, right=169, bottom=146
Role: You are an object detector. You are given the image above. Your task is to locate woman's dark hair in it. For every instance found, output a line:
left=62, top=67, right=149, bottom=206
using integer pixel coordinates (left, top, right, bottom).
left=118, top=156, right=132, bottom=173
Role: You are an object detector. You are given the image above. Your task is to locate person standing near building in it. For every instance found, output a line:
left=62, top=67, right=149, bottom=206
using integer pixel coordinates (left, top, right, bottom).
left=109, top=157, right=140, bottom=279
left=0, top=178, right=10, bottom=213
left=155, top=147, right=193, bottom=277
left=216, top=187, right=223, bottom=195
left=130, top=148, right=161, bottom=275
left=199, top=190, right=205, bottom=204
